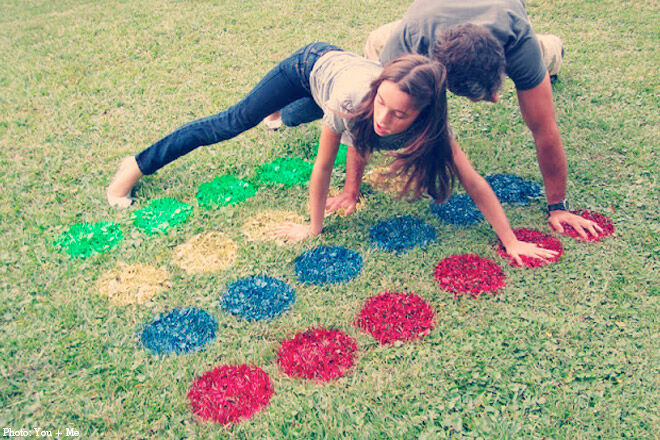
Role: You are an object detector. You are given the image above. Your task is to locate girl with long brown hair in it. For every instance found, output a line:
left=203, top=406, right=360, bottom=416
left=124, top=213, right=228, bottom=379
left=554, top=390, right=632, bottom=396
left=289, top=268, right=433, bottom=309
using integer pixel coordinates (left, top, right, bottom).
left=106, top=42, right=556, bottom=263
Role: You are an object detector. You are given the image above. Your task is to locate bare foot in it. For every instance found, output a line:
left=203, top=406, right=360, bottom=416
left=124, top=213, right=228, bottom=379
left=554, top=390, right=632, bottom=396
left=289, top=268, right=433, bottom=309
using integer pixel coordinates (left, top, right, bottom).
left=106, top=156, right=143, bottom=208
left=263, top=111, right=282, bottom=130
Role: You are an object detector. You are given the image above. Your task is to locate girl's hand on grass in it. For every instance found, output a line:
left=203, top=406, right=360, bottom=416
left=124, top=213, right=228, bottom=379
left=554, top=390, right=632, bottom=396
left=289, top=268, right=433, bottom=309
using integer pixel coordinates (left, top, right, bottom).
left=549, top=210, right=603, bottom=239
left=272, top=222, right=314, bottom=242
left=326, top=191, right=358, bottom=216
left=505, top=240, right=559, bottom=266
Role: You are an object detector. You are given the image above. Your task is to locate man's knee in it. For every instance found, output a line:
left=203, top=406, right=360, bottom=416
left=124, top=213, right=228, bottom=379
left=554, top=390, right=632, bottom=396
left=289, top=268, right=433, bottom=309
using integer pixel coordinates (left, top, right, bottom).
left=363, top=20, right=401, bottom=61
left=537, top=34, right=563, bottom=77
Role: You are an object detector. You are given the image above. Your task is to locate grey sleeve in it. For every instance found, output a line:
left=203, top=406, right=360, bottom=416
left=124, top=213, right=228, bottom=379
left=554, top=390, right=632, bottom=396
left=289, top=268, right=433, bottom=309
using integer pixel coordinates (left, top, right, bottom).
left=322, top=104, right=354, bottom=147
left=504, top=28, right=547, bottom=90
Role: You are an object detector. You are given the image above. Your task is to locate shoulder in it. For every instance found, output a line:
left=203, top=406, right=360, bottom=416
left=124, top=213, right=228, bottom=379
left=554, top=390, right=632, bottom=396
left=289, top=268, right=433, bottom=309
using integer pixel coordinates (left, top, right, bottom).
left=316, top=52, right=381, bottom=110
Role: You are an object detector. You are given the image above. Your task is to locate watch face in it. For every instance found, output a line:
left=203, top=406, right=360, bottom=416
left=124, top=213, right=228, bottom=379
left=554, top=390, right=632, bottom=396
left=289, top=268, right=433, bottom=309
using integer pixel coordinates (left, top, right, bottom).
left=548, top=200, right=569, bottom=211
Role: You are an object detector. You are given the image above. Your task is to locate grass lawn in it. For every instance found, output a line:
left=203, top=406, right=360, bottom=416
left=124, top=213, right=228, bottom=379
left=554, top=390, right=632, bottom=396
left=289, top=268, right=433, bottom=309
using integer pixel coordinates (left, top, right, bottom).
left=1, top=0, right=658, bottom=438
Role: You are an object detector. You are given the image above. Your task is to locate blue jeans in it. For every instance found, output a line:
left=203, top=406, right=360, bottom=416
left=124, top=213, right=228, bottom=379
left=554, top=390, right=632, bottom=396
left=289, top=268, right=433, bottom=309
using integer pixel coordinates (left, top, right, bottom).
left=136, top=42, right=342, bottom=175
left=281, top=97, right=324, bottom=127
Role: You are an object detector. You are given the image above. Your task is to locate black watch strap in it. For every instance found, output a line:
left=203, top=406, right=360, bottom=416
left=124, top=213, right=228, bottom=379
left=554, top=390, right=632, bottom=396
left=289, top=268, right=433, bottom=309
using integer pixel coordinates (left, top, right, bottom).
left=547, top=199, right=570, bottom=212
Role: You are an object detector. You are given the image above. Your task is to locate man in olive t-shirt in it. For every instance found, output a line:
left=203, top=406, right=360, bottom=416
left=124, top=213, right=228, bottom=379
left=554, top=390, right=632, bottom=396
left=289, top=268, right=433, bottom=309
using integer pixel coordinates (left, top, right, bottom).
left=330, top=0, right=599, bottom=238
left=378, top=0, right=548, bottom=91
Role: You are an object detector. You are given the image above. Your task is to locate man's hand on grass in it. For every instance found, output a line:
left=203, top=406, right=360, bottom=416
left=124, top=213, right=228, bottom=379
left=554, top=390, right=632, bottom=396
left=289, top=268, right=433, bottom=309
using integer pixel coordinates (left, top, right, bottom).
left=548, top=210, right=603, bottom=239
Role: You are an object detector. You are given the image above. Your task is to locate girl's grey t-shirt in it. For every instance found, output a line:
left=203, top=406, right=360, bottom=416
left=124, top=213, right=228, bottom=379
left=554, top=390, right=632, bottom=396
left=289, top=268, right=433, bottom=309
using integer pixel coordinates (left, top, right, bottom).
left=380, top=0, right=546, bottom=91
left=309, top=50, right=410, bottom=150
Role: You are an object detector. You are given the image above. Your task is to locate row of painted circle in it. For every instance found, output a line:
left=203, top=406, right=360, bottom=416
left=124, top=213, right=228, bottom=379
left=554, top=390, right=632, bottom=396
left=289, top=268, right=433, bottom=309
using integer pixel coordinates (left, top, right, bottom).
left=155, top=290, right=437, bottom=425
left=54, top=158, right=615, bottom=425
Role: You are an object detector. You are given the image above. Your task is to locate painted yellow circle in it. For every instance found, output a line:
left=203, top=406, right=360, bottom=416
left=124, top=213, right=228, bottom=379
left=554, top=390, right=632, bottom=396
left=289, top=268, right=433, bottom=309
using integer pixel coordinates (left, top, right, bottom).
left=364, top=166, right=409, bottom=195
left=98, top=263, right=170, bottom=305
left=172, top=231, right=238, bottom=274
left=241, top=210, right=305, bottom=244
left=307, top=187, right=365, bottom=216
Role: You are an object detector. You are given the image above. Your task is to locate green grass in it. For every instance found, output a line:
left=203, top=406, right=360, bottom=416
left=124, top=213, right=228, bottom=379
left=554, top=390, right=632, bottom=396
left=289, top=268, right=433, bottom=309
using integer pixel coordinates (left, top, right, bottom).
left=1, top=0, right=658, bottom=438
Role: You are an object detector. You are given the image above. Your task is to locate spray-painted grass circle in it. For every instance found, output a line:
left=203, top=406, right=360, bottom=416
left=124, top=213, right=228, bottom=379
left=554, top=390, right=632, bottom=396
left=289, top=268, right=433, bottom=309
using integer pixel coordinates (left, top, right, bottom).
left=97, top=263, right=170, bottom=305
left=133, top=197, right=192, bottom=235
left=254, top=157, right=313, bottom=187
left=316, top=142, right=348, bottom=168
left=221, top=275, right=295, bottom=321
left=557, top=209, right=615, bottom=241
left=354, top=292, right=436, bottom=344
left=496, top=228, right=563, bottom=267
left=363, top=166, right=408, bottom=195
left=277, top=327, right=358, bottom=382
left=334, top=143, right=348, bottom=167
left=485, top=174, right=542, bottom=205
left=241, top=210, right=305, bottom=244
left=196, top=175, right=256, bottom=208
left=172, top=232, right=238, bottom=274
left=188, top=364, right=274, bottom=425
left=140, top=307, right=217, bottom=355
left=369, top=216, right=436, bottom=253
left=54, top=221, right=123, bottom=258
left=295, top=246, right=363, bottom=284
left=434, top=254, right=506, bottom=298
left=430, top=194, right=484, bottom=226
left=309, top=187, right=366, bottom=216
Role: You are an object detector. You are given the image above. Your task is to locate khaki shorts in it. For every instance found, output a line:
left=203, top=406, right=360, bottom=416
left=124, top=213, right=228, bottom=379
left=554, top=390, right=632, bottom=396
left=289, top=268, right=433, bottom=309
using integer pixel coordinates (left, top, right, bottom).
left=364, top=21, right=563, bottom=76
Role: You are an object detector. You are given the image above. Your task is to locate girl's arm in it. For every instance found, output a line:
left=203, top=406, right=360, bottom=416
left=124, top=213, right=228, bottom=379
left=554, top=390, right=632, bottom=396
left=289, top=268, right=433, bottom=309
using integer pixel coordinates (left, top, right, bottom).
left=274, top=123, right=341, bottom=241
left=326, top=145, right=370, bottom=215
left=450, top=138, right=559, bottom=265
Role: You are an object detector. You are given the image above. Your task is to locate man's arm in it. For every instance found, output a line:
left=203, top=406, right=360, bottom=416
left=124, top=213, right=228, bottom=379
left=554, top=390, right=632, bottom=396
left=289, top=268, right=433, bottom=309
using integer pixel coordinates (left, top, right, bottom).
left=517, top=73, right=602, bottom=238
left=517, top=73, right=566, bottom=204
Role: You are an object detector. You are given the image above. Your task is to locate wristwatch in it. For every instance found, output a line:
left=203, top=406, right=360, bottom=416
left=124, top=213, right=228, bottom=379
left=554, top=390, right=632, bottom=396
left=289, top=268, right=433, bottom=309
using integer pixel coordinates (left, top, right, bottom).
left=547, top=198, right=570, bottom=212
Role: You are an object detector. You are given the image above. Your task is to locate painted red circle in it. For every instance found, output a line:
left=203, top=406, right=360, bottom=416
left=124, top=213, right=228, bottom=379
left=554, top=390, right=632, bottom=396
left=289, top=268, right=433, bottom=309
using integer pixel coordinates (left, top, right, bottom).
left=496, top=228, right=563, bottom=267
left=354, top=292, right=435, bottom=344
left=277, top=327, right=358, bottom=382
left=434, top=254, right=506, bottom=298
left=188, top=364, right=273, bottom=425
left=554, top=209, right=614, bottom=241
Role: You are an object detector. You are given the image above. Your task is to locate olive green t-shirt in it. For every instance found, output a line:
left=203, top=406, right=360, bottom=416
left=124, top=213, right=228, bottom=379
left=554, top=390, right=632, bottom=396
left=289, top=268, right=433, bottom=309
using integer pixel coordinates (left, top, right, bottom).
left=380, top=0, right=547, bottom=91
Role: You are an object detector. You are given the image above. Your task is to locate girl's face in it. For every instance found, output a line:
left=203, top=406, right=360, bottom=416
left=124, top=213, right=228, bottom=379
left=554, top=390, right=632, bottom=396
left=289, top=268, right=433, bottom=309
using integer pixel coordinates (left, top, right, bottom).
left=372, top=80, right=421, bottom=137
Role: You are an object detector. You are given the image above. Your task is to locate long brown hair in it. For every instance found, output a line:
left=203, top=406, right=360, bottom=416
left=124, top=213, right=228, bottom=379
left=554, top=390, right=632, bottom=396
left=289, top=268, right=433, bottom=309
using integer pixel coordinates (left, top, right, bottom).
left=349, top=54, right=456, bottom=201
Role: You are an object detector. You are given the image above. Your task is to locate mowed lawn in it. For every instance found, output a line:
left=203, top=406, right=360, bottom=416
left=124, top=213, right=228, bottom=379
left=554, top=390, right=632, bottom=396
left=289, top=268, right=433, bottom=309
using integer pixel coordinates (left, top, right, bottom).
left=0, top=0, right=658, bottom=439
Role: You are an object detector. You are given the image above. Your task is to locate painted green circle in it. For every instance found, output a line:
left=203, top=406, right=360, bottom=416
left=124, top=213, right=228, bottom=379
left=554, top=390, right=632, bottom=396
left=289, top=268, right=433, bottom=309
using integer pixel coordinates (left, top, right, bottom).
left=54, top=221, right=123, bottom=258
left=254, top=157, right=313, bottom=187
left=133, top=197, right=193, bottom=235
left=196, top=175, right=257, bottom=209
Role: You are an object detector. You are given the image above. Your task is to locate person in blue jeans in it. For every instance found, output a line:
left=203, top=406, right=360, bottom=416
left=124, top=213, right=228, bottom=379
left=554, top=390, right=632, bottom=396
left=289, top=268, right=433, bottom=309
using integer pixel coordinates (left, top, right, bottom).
left=106, top=42, right=558, bottom=263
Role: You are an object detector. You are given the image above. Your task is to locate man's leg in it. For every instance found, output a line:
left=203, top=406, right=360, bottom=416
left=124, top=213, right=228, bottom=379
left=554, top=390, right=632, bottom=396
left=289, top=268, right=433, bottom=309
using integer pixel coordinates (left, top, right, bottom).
left=537, top=34, right=564, bottom=82
left=363, top=20, right=401, bottom=61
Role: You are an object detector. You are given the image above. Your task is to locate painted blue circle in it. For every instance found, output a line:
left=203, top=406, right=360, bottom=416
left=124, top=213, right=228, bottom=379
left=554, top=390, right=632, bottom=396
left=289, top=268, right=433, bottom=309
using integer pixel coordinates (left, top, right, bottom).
left=221, top=275, right=296, bottom=321
left=369, top=216, right=436, bottom=253
left=139, top=307, right=217, bottom=355
left=430, top=193, right=484, bottom=226
left=295, top=246, right=363, bottom=285
left=485, top=174, right=542, bottom=205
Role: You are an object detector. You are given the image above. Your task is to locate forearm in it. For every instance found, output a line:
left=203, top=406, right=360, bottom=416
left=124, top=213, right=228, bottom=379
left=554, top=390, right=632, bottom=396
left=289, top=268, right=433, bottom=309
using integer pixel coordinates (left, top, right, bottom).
left=517, top=74, right=568, bottom=205
left=465, top=177, right=518, bottom=247
left=309, top=124, right=341, bottom=235
left=533, top=125, right=568, bottom=204
left=343, top=146, right=369, bottom=197
left=308, top=163, right=333, bottom=236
